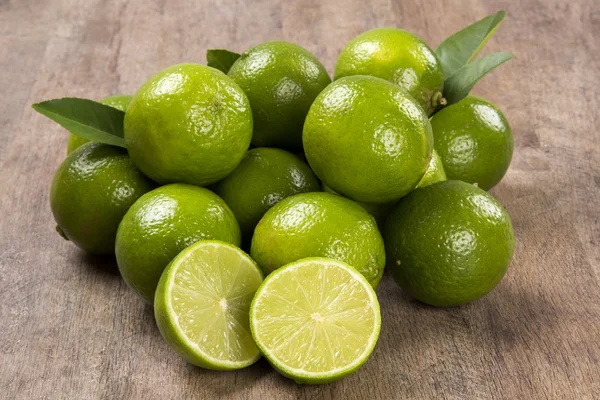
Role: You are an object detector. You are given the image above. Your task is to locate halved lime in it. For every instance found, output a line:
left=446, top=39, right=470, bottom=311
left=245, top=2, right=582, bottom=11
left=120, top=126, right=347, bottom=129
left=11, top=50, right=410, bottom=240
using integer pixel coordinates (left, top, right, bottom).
left=250, top=257, right=381, bottom=384
left=154, top=240, right=263, bottom=370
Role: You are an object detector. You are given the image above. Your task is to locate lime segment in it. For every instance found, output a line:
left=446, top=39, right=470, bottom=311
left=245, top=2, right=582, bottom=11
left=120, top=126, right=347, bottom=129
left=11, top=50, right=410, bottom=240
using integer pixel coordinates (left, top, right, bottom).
left=250, top=258, right=381, bottom=383
left=154, top=241, right=263, bottom=370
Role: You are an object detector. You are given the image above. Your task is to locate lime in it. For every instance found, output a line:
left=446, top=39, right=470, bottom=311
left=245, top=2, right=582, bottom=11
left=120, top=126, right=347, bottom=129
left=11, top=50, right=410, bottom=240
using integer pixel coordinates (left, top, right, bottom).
left=416, top=149, right=447, bottom=188
left=228, top=41, right=331, bottom=150
left=124, top=63, right=252, bottom=186
left=334, top=28, right=444, bottom=115
left=303, top=75, right=433, bottom=203
left=155, top=240, right=263, bottom=370
left=250, top=257, right=381, bottom=384
left=250, top=192, right=385, bottom=287
left=322, top=150, right=445, bottom=227
left=321, top=184, right=395, bottom=229
left=67, top=95, right=133, bottom=154
left=214, top=147, right=320, bottom=239
left=384, top=180, right=515, bottom=307
left=50, top=142, right=155, bottom=254
left=116, top=184, right=241, bottom=302
left=431, top=95, right=513, bottom=190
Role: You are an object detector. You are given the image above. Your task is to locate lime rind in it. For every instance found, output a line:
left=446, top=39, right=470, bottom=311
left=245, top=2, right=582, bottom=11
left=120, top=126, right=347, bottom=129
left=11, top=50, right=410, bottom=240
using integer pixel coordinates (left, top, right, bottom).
left=249, top=257, right=381, bottom=384
left=155, top=240, right=263, bottom=370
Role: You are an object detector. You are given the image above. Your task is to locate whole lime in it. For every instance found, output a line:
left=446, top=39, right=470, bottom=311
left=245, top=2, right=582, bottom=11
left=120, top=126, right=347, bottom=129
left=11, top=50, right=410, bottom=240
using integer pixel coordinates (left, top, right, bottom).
left=431, top=95, right=513, bottom=190
left=214, top=148, right=320, bottom=239
left=334, top=28, right=444, bottom=115
left=303, top=75, right=432, bottom=204
left=416, top=149, right=447, bottom=188
left=67, top=95, right=133, bottom=154
left=115, top=184, right=241, bottom=302
left=250, top=192, right=385, bottom=288
left=384, top=180, right=515, bottom=307
left=124, top=63, right=252, bottom=186
left=228, top=41, right=331, bottom=150
left=50, top=142, right=155, bottom=254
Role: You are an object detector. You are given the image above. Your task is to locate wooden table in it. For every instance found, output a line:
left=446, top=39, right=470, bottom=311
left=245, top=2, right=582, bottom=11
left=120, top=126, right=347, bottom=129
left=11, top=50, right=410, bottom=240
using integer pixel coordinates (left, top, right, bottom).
left=1, top=0, right=598, bottom=398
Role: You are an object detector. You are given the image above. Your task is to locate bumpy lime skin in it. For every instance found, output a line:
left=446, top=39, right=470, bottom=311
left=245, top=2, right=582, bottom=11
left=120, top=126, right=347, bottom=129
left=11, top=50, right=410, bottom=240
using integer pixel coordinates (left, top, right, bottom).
left=303, top=75, right=433, bottom=204
left=334, top=28, right=444, bottom=116
left=214, top=148, right=320, bottom=238
left=124, top=63, right=252, bottom=186
left=115, top=184, right=241, bottom=302
left=67, top=94, right=133, bottom=154
left=50, top=142, right=155, bottom=254
left=431, top=95, right=513, bottom=190
left=416, top=149, right=447, bottom=188
left=384, top=180, right=515, bottom=307
left=250, top=192, right=385, bottom=287
left=228, top=41, right=331, bottom=150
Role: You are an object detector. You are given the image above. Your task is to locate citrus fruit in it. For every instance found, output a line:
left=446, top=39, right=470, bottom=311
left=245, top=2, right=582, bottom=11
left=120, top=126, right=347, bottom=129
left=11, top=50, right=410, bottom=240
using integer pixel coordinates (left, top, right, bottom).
left=50, top=142, right=155, bottom=254
left=115, top=184, right=241, bottom=302
left=67, top=95, right=133, bottom=154
left=384, top=180, right=515, bottom=307
left=250, top=257, right=381, bottom=384
left=416, top=149, right=447, bottom=188
left=334, top=27, right=444, bottom=115
left=430, top=95, right=513, bottom=190
left=228, top=41, right=331, bottom=150
left=214, top=147, right=320, bottom=239
left=155, top=240, right=263, bottom=370
left=303, top=75, right=433, bottom=203
left=124, top=63, right=252, bottom=186
left=321, top=184, right=395, bottom=229
left=322, top=150, right=445, bottom=227
left=250, top=192, right=385, bottom=288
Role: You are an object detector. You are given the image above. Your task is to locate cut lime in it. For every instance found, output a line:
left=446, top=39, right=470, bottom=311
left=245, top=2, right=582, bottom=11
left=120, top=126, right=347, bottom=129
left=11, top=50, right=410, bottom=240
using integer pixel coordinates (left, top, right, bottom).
left=250, top=258, right=381, bottom=384
left=154, top=240, right=263, bottom=370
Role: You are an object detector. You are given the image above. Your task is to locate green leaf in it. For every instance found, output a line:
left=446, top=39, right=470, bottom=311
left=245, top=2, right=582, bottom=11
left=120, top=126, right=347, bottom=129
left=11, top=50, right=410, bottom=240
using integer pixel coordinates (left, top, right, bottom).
left=32, top=98, right=126, bottom=148
left=443, top=52, right=513, bottom=105
left=206, top=49, right=241, bottom=74
left=436, top=11, right=506, bottom=79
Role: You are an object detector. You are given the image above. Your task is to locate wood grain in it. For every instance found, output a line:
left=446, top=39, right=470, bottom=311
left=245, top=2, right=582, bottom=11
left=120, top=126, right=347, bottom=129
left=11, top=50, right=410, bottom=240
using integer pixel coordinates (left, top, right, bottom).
left=1, top=0, right=599, bottom=398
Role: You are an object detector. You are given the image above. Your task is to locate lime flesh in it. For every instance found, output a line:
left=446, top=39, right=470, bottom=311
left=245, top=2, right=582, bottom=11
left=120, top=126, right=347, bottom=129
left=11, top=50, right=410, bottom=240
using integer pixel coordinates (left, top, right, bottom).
left=154, top=240, right=263, bottom=370
left=250, top=257, right=381, bottom=384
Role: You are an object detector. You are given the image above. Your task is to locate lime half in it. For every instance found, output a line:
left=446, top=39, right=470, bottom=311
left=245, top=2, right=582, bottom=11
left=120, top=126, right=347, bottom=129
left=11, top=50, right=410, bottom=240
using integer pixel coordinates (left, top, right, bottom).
left=154, top=240, right=263, bottom=370
left=250, top=258, right=381, bottom=384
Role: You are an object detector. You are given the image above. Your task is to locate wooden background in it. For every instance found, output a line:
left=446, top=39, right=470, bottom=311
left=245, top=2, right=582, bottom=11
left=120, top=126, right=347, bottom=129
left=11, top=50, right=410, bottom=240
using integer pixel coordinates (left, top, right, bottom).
left=1, top=0, right=599, bottom=398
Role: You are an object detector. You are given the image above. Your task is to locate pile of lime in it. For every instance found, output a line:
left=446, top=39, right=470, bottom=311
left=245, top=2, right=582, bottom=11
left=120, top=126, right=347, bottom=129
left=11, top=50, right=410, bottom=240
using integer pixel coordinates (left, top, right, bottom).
left=37, top=12, right=516, bottom=384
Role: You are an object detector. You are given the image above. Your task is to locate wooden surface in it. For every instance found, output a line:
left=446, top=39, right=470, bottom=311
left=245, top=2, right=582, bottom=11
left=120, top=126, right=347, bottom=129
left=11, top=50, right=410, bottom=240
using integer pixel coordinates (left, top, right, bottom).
left=1, top=0, right=599, bottom=398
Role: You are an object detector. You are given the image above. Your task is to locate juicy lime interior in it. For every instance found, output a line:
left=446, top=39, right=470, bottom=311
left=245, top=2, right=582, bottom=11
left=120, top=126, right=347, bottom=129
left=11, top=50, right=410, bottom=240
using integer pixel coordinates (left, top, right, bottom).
left=250, top=258, right=380, bottom=379
left=166, top=242, right=263, bottom=366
